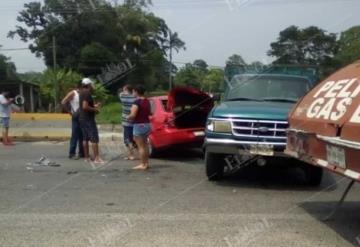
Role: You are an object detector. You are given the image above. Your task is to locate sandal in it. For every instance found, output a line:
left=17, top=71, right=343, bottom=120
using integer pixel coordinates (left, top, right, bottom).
left=94, top=159, right=106, bottom=164
left=132, top=164, right=149, bottom=170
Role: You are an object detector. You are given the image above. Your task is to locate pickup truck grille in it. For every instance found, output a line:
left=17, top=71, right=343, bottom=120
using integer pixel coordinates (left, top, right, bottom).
left=231, top=119, right=288, bottom=140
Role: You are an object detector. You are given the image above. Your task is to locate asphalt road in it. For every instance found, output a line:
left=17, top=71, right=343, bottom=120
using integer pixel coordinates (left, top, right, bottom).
left=0, top=141, right=360, bottom=247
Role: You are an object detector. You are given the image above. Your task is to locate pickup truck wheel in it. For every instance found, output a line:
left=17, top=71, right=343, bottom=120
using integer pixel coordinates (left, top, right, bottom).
left=303, top=164, right=323, bottom=186
left=205, top=151, right=224, bottom=181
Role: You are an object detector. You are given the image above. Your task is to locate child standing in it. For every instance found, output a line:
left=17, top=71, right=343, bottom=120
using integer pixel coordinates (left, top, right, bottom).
left=0, top=91, right=14, bottom=145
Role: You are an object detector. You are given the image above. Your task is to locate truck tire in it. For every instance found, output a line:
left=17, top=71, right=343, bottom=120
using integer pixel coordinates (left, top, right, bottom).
left=303, top=164, right=323, bottom=186
left=205, top=151, right=224, bottom=181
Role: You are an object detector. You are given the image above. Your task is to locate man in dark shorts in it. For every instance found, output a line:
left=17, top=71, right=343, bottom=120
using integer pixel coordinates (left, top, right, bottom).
left=79, top=78, right=105, bottom=164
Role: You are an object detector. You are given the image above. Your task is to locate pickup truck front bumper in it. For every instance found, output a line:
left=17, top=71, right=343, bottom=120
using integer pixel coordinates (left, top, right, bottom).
left=204, top=138, right=289, bottom=157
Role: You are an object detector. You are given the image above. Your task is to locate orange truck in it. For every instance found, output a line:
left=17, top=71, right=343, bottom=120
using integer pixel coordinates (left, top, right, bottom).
left=285, top=60, right=360, bottom=218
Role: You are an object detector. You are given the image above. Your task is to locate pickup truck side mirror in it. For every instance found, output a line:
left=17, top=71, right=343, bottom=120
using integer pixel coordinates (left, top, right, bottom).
left=211, top=93, right=221, bottom=102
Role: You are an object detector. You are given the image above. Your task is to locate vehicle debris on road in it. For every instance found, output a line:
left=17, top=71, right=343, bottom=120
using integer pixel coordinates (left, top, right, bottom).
left=28, top=156, right=61, bottom=167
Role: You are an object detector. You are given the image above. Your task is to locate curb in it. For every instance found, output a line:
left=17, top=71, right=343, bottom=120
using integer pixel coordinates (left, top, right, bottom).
left=8, top=133, right=123, bottom=142
left=12, top=113, right=70, bottom=121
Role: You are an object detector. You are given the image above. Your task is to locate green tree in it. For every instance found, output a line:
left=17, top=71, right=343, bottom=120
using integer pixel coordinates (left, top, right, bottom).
left=174, top=63, right=203, bottom=88
left=202, top=68, right=224, bottom=93
left=8, top=0, right=185, bottom=90
left=224, top=54, right=246, bottom=80
left=123, top=0, right=152, bottom=8
left=0, top=47, right=17, bottom=81
left=8, top=1, right=120, bottom=70
left=38, top=68, right=109, bottom=112
left=18, top=71, right=42, bottom=83
left=193, top=59, right=208, bottom=72
left=226, top=54, right=246, bottom=66
left=79, top=42, right=117, bottom=76
left=248, top=61, right=266, bottom=73
left=335, top=26, right=360, bottom=67
left=39, top=69, right=81, bottom=109
left=162, top=31, right=186, bottom=53
left=268, top=26, right=338, bottom=67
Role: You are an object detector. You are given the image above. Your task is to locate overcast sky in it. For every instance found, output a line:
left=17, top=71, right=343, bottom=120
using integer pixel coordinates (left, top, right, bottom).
left=1, top=0, right=360, bottom=72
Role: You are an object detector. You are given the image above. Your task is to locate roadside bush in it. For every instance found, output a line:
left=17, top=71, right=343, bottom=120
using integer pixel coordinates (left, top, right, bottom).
left=96, top=102, right=122, bottom=124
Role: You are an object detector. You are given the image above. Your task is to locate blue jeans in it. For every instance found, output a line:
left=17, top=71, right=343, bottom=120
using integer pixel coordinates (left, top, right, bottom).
left=123, top=125, right=134, bottom=146
left=70, top=115, right=84, bottom=157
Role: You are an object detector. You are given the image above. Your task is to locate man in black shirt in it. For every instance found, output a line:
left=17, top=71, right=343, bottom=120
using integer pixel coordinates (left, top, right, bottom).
left=79, top=78, right=105, bottom=164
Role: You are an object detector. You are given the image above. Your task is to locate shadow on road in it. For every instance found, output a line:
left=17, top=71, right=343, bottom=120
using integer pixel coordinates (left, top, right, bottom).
left=153, top=148, right=339, bottom=191
left=215, top=163, right=338, bottom=191
left=301, top=200, right=360, bottom=246
left=153, top=147, right=203, bottom=162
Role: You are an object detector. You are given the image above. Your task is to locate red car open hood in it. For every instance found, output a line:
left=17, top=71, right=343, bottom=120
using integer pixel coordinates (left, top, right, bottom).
left=289, top=61, right=360, bottom=142
left=167, top=87, right=214, bottom=129
left=167, top=87, right=213, bottom=111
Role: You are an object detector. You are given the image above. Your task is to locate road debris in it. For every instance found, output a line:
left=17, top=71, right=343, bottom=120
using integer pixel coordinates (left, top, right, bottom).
left=29, top=156, right=61, bottom=167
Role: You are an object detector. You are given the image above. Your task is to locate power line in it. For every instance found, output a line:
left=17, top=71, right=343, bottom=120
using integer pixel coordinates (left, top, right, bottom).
left=0, top=48, right=30, bottom=51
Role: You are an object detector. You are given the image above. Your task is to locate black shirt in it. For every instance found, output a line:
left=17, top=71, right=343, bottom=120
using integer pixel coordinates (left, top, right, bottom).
left=79, top=89, right=95, bottom=122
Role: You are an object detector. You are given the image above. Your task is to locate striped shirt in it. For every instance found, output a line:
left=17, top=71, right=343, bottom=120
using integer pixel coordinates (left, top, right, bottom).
left=119, top=93, right=136, bottom=126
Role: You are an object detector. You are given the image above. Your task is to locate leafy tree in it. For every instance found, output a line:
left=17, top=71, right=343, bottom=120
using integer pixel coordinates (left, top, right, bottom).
left=202, top=68, right=224, bottom=93
left=174, top=60, right=224, bottom=92
left=162, top=31, right=186, bottom=53
left=174, top=63, right=203, bottom=88
left=224, top=54, right=246, bottom=80
left=335, top=26, right=360, bottom=67
left=268, top=26, right=338, bottom=67
left=79, top=42, right=117, bottom=76
left=0, top=47, right=17, bottom=81
left=193, top=59, right=208, bottom=72
left=38, top=68, right=108, bottom=111
left=226, top=54, right=246, bottom=66
left=248, top=61, right=266, bottom=72
left=39, top=69, right=81, bottom=109
left=8, top=0, right=185, bottom=90
left=123, top=0, right=152, bottom=8
left=18, top=71, right=42, bottom=83
left=8, top=1, right=119, bottom=70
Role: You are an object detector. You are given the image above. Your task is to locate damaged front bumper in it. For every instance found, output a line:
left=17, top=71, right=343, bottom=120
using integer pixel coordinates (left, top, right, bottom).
left=204, top=138, right=288, bottom=157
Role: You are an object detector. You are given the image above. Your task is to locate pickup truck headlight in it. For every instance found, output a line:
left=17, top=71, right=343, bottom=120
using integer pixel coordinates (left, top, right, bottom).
left=206, top=120, right=232, bottom=133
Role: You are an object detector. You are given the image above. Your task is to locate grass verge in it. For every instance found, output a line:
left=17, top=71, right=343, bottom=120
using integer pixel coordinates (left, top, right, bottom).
left=96, top=102, right=122, bottom=124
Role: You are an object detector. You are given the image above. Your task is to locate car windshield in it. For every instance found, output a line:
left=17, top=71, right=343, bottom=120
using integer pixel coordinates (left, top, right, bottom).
left=225, top=75, right=310, bottom=102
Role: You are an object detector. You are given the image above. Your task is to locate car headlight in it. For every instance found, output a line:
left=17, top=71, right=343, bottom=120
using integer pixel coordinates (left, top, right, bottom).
left=206, top=120, right=232, bottom=133
left=207, top=120, right=214, bottom=131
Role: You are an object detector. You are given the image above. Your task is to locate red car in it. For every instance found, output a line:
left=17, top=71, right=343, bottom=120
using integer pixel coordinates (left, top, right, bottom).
left=148, top=87, right=214, bottom=156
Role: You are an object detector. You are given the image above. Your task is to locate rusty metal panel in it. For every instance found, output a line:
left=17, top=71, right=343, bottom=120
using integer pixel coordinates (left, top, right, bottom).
left=289, top=61, right=360, bottom=138
left=287, top=61, right=360, bottom=182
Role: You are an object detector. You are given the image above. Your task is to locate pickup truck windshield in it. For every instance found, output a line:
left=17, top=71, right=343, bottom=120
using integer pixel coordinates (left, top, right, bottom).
left=225, top=75, right=310, bottom=102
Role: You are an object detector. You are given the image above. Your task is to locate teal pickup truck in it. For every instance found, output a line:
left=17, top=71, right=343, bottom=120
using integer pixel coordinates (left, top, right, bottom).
left=204, top=72, right=323, bottom=184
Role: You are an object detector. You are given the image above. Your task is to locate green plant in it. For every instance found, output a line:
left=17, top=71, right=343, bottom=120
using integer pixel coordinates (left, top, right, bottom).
left=96, top=102, right=122, bottom=124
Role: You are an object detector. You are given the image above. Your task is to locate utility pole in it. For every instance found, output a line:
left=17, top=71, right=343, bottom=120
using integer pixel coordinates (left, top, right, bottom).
left=53, top=36, right=57, bottom=70
left=52, top=36, right=58, bottom=111
left=168, top=30, right=173, bottom=91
